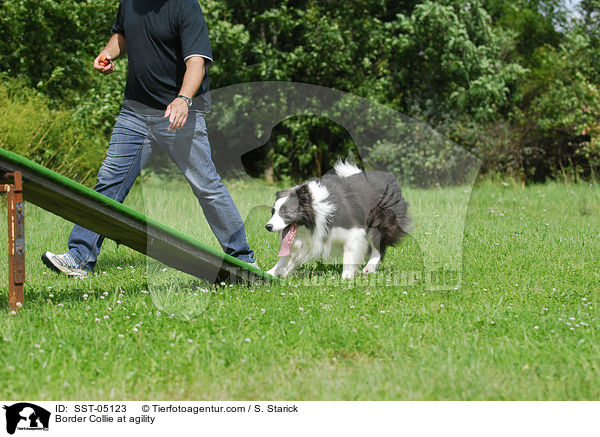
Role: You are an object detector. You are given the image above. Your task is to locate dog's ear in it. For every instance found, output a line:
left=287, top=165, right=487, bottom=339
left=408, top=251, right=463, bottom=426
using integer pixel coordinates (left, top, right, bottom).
left=276, top=189, right=291, bottom=200
left=295, top=184, right=312, bottom=206
left=295, top=184, right=316, bottom=231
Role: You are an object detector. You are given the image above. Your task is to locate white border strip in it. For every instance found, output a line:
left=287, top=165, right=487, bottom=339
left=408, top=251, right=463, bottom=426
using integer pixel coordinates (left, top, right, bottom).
left=0, top=401, right=596, bottom=437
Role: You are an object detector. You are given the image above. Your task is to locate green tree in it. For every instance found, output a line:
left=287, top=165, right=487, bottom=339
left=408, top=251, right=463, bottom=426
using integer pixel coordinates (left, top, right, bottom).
left=0, top=0, right=119, bottom=101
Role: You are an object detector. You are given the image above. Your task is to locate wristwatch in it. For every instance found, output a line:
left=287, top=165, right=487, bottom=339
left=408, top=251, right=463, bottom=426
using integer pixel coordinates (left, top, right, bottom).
left=177, top=95, right=192, bottom=107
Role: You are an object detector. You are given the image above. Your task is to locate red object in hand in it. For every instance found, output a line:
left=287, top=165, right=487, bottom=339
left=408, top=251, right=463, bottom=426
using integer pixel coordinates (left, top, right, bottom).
left=98, top=54, right=111, bottom=67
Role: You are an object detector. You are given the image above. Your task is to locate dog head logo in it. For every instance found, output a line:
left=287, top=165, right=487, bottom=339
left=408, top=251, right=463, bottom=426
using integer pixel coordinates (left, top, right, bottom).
left=137, top=82, right=482, bottom=293
left=3, top=403, right=50, bottom=435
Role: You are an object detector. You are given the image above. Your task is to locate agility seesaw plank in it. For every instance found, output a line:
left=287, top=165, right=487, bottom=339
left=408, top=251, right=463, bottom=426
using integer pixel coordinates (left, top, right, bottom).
left=0, top=148, right=272, bottom=284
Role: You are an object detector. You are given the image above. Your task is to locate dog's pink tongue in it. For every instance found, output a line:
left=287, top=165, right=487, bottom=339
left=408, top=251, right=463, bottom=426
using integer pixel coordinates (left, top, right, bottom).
left=278, top=223, right=298, bottom=257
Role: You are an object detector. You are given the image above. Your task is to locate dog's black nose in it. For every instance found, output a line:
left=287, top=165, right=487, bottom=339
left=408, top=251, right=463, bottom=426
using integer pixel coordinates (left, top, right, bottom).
left=265, top=224, right=273, bottom=232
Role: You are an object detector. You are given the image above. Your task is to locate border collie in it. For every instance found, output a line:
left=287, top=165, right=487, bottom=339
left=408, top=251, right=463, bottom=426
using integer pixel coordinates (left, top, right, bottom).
left=265, top=161, right=411, bottom=278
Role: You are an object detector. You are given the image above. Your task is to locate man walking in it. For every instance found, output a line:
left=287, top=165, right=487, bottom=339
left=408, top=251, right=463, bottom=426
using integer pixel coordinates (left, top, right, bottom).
left=42, top=0, right=256, bottom=276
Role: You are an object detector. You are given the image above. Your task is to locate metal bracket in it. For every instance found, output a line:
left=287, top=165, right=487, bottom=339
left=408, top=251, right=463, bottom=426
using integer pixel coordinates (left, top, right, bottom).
left=0, top=171, right=25, bottom=312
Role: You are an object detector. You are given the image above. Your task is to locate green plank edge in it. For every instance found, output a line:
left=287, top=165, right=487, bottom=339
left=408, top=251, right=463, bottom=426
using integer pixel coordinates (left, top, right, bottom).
left=0, top=147, right=275, bottom=284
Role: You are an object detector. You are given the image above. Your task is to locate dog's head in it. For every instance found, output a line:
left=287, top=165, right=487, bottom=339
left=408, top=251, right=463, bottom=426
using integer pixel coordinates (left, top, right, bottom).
left=265, top=184, right=315, bottom=233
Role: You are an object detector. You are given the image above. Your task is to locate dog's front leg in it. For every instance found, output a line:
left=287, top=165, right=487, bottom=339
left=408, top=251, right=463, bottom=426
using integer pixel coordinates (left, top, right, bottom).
left=342, top=236, right=368, bottom=279
left=267, top=257, right=288, bottom=277
left=267, top=256, right=297, bottom=278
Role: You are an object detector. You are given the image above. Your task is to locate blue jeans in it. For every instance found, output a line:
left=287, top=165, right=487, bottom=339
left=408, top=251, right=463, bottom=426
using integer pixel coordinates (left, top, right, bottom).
left=67, top=103, right=255, bottom=271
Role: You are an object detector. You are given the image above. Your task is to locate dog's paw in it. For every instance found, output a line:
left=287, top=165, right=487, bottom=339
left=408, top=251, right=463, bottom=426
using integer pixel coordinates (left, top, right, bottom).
left=342, top=270, right=355, bottom=279
left=266, top=268, right=277, bottom=277
left=362, top=264, right=378, bottom=274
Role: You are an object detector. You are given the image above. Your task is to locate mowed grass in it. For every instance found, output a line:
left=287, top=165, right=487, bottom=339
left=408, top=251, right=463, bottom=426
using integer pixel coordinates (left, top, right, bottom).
left=0, top=174, right=599, bottom=400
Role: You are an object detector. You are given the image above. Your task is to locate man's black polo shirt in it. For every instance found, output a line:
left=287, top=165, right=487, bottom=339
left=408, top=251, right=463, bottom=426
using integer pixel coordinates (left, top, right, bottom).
left=112, top=0, right=213, bottom=111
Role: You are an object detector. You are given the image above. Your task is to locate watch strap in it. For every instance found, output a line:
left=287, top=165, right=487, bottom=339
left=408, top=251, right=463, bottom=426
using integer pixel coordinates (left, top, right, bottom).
left=177, top=95, right=192, bottom=106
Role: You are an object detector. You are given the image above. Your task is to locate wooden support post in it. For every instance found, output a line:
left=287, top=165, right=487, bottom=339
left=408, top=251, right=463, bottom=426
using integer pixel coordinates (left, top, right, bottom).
left=0, top=171, right=25, bottom=312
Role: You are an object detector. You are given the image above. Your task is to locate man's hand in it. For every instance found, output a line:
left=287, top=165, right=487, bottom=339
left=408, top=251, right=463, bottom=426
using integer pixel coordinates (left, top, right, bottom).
left=164, top=97, right=189, bottom=131
left=164, top=56, right=204, bottom=131
left=94, top=53, right=114, bottom=75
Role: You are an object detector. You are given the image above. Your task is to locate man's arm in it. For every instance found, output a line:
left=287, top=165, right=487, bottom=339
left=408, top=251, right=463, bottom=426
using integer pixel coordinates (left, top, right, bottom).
left=164, top=56, right=206, bottom=131
left=94, top=33, right=127, bottom=75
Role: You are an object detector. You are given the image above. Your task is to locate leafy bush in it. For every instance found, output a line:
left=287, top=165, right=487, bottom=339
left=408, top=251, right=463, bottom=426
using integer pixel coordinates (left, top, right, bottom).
left=464, top=25, right=600, bottom=182
left=0, top=0, right=118, bottom=102
left=0, top=77, right=105, bottom=184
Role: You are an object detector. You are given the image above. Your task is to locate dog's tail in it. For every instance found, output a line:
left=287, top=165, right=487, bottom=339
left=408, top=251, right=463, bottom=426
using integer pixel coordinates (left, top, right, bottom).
left=373, top=184, right=401, bottom=210
left=333, top=160, right=362, bottom=178
left=367, top=183, right=411, bottom=254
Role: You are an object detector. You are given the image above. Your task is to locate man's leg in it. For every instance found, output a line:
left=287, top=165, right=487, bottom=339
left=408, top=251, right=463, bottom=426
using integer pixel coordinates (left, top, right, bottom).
left=44, top=108, right=152, bottom=274
left=152, top=111, right=255, bottom=263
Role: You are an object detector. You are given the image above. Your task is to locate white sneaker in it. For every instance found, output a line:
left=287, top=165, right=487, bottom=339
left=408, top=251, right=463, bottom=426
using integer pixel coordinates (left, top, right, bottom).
left=41, top=251, right=90, bottom=277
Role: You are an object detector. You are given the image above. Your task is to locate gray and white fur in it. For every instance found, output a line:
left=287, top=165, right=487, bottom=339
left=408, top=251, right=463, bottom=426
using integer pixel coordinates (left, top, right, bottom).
left=265, top=161, right=411, bottom=278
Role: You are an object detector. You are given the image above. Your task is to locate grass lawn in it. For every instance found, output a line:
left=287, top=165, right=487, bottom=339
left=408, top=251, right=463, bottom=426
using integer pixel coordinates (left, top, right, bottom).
left=0, top=174, right=598, bottom=400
